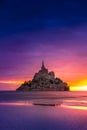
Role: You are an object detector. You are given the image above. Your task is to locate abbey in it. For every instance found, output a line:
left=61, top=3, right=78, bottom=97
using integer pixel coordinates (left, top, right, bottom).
left=16, top=61, right=69, bottom=91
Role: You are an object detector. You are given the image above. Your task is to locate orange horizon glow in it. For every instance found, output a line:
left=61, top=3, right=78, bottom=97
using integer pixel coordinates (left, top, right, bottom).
left=0, top=80, right=23, bottom=85
left=0, top=79, right=87, bottom=91
left=70, top=86, right=87, bottom=91
left=69, top=79, right=87, bottom=91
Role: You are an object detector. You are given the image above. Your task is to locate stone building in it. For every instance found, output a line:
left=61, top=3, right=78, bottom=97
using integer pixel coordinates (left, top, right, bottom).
left=16, top=61, right=69, bottom=91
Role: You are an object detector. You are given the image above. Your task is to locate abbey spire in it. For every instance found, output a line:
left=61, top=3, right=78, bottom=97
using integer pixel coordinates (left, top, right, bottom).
left=16, top=60, right=69, bottom=91
left=41, top=60, right=45, bottom=70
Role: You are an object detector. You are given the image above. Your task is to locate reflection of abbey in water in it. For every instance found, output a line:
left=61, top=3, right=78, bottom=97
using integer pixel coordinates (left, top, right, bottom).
left=16, top=61, right=69, bottom=91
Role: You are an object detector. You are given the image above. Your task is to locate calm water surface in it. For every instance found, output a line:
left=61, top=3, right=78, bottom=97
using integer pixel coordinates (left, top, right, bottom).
left=0, top=91, right=87, bottom=130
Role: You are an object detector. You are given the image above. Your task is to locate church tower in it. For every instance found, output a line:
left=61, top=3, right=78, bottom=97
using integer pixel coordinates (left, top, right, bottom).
left=41, top=60, right=45, bottom=70
left=41, top=60, right=48, bottom=72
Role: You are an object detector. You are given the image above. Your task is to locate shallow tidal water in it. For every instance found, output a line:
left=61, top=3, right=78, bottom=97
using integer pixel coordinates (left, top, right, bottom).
left=0, top=91, right=87, bottom=130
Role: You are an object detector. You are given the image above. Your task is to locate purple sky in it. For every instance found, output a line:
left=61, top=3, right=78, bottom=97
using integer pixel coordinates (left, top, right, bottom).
left=0, top=25, right=87, bottom=90
left=0, top=0, right=87, bottom=90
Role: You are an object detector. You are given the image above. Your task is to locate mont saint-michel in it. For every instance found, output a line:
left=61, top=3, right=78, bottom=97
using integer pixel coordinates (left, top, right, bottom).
left=16, top=61, right=69, bottom=91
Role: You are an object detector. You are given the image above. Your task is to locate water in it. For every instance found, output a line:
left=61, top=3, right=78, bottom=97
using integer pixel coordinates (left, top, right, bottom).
left=0, top=91, right=87, bottom=130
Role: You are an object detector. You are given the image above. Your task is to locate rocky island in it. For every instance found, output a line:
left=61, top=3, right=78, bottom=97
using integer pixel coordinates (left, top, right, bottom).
left=16, top=61, right=69, bottom=91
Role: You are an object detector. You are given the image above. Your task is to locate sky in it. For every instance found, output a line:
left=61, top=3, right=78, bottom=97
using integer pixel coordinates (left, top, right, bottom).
left=0, top=0, right=87, bottom=90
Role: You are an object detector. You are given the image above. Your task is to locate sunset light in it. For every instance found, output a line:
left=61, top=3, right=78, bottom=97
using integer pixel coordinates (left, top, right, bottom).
left=1, top=1, right=87, bottom=130
left=1, top=79, right=87, bottom=91
left=70, top=85, right=87, bottom=91
left=0, top=1, right=87, bottom=92
left=69, top=79, right=87, bottom=91
left=62, top=104, right=87, bottom=110
left=0, top=80, right=23, bottom=85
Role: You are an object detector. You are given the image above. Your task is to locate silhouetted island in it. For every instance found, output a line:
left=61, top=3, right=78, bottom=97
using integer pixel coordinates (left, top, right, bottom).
left=16, top=61, right=69, bottom=91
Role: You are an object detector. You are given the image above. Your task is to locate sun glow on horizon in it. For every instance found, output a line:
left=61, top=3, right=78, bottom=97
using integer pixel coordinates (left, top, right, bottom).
left=0, top=80, right=23, bottom=85
left=0, top=79, right=87, bottom=91
left=70, top=85, right=87, bottom=91
left=69, top=79, right=87, bottom=91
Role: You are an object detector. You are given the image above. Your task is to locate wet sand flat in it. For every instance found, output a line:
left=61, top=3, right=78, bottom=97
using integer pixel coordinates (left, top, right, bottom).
left=0, top=91, right=87, bottom=130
